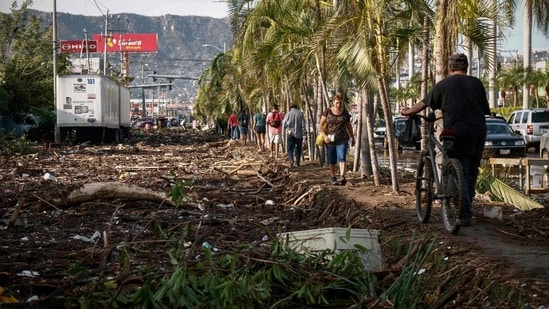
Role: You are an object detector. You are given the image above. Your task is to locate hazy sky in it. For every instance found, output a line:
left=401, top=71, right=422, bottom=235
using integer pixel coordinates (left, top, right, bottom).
left=1, top=0, right=547, bottom=51
left=0, top=0, right=229, bottom=18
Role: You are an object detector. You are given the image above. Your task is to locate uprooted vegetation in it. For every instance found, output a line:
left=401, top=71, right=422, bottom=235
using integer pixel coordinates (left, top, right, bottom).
left=1, top=127, right=549, bottom=307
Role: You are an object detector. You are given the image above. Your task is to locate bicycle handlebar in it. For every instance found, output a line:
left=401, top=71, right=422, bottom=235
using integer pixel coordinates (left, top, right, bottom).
left=411, top=112, right=456, bottom=141
left=408, top=111, right=438, bottom=123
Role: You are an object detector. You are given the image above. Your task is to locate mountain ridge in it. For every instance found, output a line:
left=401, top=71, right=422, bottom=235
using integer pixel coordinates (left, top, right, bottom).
left=33, top=9, right=232, bottom=102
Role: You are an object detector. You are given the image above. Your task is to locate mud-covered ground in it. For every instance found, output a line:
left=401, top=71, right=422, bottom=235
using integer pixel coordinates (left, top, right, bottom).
left=1, top=127, right=549, bottom=308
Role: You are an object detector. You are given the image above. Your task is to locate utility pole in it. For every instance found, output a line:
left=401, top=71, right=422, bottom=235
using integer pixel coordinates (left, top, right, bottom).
left=53, top=0, right=59, bottom=143
left=103, top=10, right=108, bottom=76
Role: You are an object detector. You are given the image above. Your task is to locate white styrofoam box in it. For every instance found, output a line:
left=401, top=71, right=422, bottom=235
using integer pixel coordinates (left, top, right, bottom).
left=279, top=227, right=382, bottom=272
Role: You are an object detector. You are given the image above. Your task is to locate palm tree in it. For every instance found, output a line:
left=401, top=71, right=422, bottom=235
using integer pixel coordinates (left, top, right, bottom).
left=525, top=67, right=549, bottom=108
left=321, top=0, right=432, bottom=192
left=234, top=0, right=337, bottom=162
left=495, top=64, right=525, bottom=107
left=206, top=0, right=514, bottom=192
left=521, top=0, right=549, bottom=108
left=195, top=52, right=236, bottom=124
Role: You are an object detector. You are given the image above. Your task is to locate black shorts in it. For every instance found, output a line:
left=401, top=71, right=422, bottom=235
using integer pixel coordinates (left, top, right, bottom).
left=255, top=125, right=266, bottom=134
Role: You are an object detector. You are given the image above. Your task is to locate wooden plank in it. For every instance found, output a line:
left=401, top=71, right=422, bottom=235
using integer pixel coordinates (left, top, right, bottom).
left=521, top=158, right=549, bottom=166
left=488, top=158, right=522, bottom=165
left=526, top=188, right=549, bottom=194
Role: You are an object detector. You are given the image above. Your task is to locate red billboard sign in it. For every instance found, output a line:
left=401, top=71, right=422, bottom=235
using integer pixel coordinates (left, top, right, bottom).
left=59, top=40, right=98, bottom=53
left=92, top=33, right=158, bottom=53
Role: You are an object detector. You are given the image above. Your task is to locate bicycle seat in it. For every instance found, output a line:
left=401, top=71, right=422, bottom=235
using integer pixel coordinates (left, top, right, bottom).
left=439, top=128, right=456, bottom=141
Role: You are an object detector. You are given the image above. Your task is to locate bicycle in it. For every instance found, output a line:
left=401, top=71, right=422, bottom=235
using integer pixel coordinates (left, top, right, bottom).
left=413, top=112, right=466, bottom=235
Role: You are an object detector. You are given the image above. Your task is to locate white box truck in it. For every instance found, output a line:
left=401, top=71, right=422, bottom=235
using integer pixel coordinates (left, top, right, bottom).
left=56, top=74, right=130, bottom=143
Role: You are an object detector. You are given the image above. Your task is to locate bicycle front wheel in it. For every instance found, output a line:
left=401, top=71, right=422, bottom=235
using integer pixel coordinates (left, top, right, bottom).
left=441, top=158, right=466, bottom=235
left=415, top=153, right=433, bottom=223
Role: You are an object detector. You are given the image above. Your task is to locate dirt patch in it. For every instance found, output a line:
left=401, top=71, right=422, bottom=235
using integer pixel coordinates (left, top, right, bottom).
left=1, top=128, right=549, bottom=307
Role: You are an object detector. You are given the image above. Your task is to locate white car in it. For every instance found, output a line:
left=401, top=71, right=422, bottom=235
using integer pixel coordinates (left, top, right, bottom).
left=373, top=119, right=386, bottom=144
left=539, top=131, right=549, bottom=160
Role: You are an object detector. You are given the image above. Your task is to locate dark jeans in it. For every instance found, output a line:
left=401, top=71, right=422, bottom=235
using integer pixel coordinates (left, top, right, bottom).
left=457, top=152, right=482, bottom=219
left=230, top=126, right=240, bottom=140
left=287, top=135, right=303, bottom=164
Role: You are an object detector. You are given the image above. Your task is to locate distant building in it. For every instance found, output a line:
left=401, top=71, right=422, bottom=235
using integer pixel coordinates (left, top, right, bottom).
left=130, top=99, right=192, bottom=118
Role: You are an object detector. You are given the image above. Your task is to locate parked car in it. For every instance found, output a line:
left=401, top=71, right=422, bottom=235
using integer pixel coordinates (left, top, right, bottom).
left=0, top=112, right=40, bottom=136
left=131, top=117, right=155, bottom=129
left=539, top=132, right=549, bottom=160
left=483, top=118, right=526, bottom=158
left=507, top=108, right=549, bottom=151
left=373, top=119, right=386, bottom=144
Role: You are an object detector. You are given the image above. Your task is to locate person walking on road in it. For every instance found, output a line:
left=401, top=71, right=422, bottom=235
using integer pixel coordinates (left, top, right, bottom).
left=253, top=111, right=267, bottom=152
left=266, top=104, right=284, bottom=159
left=237, top=110, right=249, bottom=144
left=283, top=103, right=307, bottom=167
left=228, top=112, right=239, bottom=140
left=401, top=53, right=490, bottom=226
left=319, top=93, right=355, bottom=185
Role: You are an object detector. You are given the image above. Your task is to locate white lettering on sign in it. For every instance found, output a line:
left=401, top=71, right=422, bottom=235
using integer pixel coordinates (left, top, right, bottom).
left=59, top=40, right=98, bottom=53
left=120, top=40, right=142, bottom=46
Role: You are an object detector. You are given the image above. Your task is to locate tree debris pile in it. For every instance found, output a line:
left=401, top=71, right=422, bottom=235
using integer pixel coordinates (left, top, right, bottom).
left=0, top=128, right=549, bottom=307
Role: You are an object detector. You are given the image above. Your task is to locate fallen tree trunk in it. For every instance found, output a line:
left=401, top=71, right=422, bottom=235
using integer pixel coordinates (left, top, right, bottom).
left=58, top=182, right=175, bottom=207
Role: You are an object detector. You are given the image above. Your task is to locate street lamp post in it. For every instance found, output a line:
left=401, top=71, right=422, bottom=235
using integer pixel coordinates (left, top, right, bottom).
left=202, top=43, right=226, bottom=53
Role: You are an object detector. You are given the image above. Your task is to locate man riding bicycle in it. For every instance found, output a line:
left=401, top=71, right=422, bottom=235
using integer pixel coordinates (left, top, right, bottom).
left=401, top=53, right=491, bottom=226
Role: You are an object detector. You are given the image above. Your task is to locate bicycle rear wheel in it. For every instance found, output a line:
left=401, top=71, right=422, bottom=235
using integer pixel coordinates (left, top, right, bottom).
left=415, top=153, right=433, bottom=223
left=441, top=158, right=466, bottom=235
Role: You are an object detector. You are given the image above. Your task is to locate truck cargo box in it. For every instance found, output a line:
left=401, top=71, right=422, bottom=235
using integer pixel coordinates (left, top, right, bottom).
left=119, top=86, right=131, bottom=129
left=57, top=75, right=121, bottom=129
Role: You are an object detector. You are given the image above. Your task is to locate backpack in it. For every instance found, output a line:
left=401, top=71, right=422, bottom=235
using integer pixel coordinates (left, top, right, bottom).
left=269, top=111, right=281, bottom=128
left=398, top=115, right=421, bottom=147
left=239, top=113, right=248, bottom=126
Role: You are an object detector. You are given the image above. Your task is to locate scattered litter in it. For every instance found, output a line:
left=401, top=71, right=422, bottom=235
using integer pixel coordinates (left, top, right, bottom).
left=484, top=206, right=503, bottom=220
left=43, top=173, right=57, bottom=182
left=73, top=231, right=101, bottom=243
left=259, top=217, right=279, bottom=226
left=17, top=270, right=39, bottom=278
left=216, top=203, right=234, bottom=209
left=265, top=200, right=275, bottom=206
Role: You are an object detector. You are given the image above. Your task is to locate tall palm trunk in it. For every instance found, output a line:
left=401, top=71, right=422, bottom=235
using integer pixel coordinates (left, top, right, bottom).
left=353, top=97, right=362, bottom=173
left=420, top=17, right=431, bottom=150
left=488, top=0, right=498, bottom=108
left=434, top=0, right=449, bottom=82
left=522, top=0, right=533, bottom=108
left=377, top=77, right=399, bottom=193
left=360, top=88, right=378, bottom=182
left=314, top=51, right=329, bottom=165
left=302, top=82, right=315, bottom=161
left=545, top=84, right=549, bottom=107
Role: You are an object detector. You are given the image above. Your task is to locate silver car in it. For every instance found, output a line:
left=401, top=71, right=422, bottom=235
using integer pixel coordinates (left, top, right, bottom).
left=507, top=109, right=549, bottom=151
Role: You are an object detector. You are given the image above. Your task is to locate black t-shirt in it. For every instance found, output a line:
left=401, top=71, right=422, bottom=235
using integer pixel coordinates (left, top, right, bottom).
left=323, top=108, right=351, bottom=144
left=422, top=74, right=490, bottom=156
left=238, top=113, right=249, bottom=127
